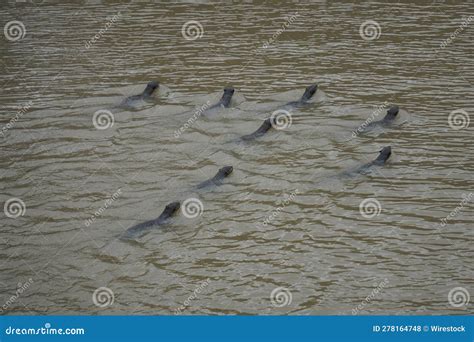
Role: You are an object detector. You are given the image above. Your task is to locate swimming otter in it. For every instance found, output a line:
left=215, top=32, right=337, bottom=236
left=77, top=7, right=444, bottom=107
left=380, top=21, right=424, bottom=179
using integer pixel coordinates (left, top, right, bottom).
left=382, top=106, right=399, bottom=123
left=285, top=83, right=318, bottom=107
left=240, top=117, right=275, bottom=141
left=353, top=146, right=392, bottom=174
left=366, top=146, right=391, bottom=166
left=207, top=87, right=235, bottom=111
left=121, top=201, right=180, bottom=239
left=121, top=81, right=159, bottom=107
left=359, top=105, right=400, bottom=132
left=196, top=166, right=233, bottom=189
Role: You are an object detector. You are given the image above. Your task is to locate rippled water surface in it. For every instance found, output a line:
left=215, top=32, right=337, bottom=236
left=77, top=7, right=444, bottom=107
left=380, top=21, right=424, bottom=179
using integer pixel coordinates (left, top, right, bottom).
left=1, top=1, right=473, bottom=315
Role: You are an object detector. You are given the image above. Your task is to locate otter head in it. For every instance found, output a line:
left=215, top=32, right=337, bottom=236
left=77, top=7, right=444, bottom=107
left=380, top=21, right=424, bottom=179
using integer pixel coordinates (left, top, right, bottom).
left=143, top=81, right=160, bottom=96
left=384, top=105, right=399, bottom=121
left=218, top=166, right=233, bottom=178
left=302, top=83, right=318, bottom=101
left=223, top=87, right=235, bottom=96
left=220, top=87, right=235, bottom=107
left=256, top=117, right=274, bottom=134
left=163, top=201, right=180, bottom=216
left=376, top=146, right=392, bottom=163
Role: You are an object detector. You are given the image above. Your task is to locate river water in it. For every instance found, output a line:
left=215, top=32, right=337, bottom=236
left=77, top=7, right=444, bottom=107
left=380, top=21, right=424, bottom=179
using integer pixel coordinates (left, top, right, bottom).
left=1, top=1, right=473, bottom=315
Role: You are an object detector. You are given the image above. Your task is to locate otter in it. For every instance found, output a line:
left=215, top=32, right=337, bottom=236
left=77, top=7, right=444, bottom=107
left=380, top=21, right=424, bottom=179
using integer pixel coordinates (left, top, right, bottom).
left=381, top=106, right=399, bottom=123
left=196, top=166, right=233, bottom=189
left=358, top=105, right=400, bottom=132
left=285, top=83, right=318, bottom=107
left=206, top=87, right=235, bottom=111
left=240, top=117, right=275, bottom=141
left=121, top=201, right=180, bottom=239
left=121, top=81, right=159, bottom=107
left=353, top=146, right=392, bottom=175
left=364, top=146, right=391, bottom=166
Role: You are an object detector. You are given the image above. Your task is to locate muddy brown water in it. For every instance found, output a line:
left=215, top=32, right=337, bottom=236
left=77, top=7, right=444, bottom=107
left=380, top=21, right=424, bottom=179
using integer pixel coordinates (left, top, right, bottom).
left=0, top=1, right=473, bottom=315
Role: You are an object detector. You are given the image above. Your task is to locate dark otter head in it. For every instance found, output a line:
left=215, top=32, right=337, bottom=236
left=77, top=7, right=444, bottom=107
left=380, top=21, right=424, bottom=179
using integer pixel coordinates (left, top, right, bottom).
left=384, top=105, right=399, bottom=121
left=223, top=87, right=235, bottom=95
left=375, top=146, right=392, bottom=164
left=143, top=81, right=160, bottom=96
left=257, top=118, right=274, bottom=134
left=218, top=166, right=233, bottom=178
left=163, top=201, right=180, bottom=216
left=301, top=83, right=318, bottom=101
left=220, top=87, right=235, bottom=107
